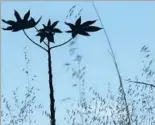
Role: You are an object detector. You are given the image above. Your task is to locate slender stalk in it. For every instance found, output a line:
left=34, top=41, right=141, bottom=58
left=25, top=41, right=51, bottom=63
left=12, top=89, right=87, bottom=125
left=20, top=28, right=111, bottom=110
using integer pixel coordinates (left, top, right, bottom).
left=23, top=30, right=48, bottom=52
left=91, top=1, right=131, bottom=124
left=47, top=41, right=55, bottom=125
left=126, top=79, right=155, bottom=88
left=47, top=38, right=73, bottom=125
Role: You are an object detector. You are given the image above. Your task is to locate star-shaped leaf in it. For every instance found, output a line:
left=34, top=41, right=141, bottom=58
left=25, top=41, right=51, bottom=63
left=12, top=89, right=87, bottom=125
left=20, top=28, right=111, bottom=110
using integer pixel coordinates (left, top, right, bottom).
left=65, top=16, right=102, bottom=38
left=2, top=10, right=41, bottom=32
left=14, top=10, right=22, bottom=21
left=23, top=10, right=30, bottom=21
left=36, top=19, right=62, bottom=43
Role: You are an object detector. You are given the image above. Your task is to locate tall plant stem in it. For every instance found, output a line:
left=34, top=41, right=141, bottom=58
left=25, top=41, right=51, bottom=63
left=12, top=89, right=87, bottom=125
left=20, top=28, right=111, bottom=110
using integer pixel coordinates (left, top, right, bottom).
left=47, top=37, right=73, bottom=125
left=23, top=27, right=73, bottom=125
left=47, top=41, right=55, bottom=125
left=91, top=1, right=131, bottom=124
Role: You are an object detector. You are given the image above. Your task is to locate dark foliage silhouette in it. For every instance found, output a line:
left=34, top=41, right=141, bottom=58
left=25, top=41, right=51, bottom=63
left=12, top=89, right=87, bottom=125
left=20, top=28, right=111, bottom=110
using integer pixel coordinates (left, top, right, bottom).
left=36, top=19, right=62, bottom=43
left=2, top=9, right=101, bottom=125
left=2, top=10, right=41, bottom=32
left=65, top=16, right=102, bottom=38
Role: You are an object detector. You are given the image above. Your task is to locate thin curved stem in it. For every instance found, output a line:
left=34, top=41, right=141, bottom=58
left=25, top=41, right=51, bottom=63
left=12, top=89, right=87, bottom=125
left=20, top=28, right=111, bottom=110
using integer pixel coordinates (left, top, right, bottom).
left=126, top=79, right=155, bottom=88
left=91, top=1, right=131, bottom=124
left=50, top=38, right=73, bottom=50
left=34, top=27, right=38, bottom=31
left=23, top=30, right=48, bottom=52
left=34, top=27, right=48, bottom=47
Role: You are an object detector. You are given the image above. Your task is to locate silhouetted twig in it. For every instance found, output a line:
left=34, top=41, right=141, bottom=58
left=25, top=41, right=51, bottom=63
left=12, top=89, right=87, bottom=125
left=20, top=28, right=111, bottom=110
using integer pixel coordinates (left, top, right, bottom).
left=126, top=79, right=155, bottom=88
left=23, top=30, right=48, bottom=52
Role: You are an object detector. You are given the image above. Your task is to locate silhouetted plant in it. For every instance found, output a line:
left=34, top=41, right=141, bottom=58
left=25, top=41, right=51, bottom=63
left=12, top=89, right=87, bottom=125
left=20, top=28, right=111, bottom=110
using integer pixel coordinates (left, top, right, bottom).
left=91, top=2, right=131, bottom=124
left=125, top=45, right=155, bottom=125
left=2, top=9, right=101, bottom=125
left=1, top=86, right=42, bottom=125
left=63, top=84, right=121, bottom=125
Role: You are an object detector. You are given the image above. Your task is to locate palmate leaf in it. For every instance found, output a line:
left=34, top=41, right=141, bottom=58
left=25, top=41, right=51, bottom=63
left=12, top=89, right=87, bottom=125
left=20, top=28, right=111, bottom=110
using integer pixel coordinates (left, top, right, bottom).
left=65, top=16, right=102, bottom=38
left=43, top=20, right=61, bottom=33
left=35, top=17, right=42, bottom=25
left=40, top=36, right=46, bottom=42
left=24, top=10, right=30, bottom=21
left=82, top=20, right=97, bottom=27
left=52, top=28, right=62, bottom=33
left=36, top=31, right=46, bottom=43
left=14, top=10, right=22, bottom=21
left=66, top=31, right=72, bottom=33
left=51, top=21, right=59, bottom=28
left=48, top=19, right=51, bottom=26
left=2, top=10, right=41, bottom=32
left=75, top=17, right=81, bottom=26
left=36, top=19, right=62, bottom=43
left=36, top=31, right=46, bottom=36
left=65, top=22, right=75, bottom=29
left=42, top=23, right=47, bottom=28
left=47, top=33, right=54, bottom=42
left=2, top=26, right=13, bottom=30
left=84, top=26, right=102, bottom=32
left=72, top=32, right=77, bottom=38
left=2, top=19, right=15, bottom=25
left=79, top=31, right=90, bottom=36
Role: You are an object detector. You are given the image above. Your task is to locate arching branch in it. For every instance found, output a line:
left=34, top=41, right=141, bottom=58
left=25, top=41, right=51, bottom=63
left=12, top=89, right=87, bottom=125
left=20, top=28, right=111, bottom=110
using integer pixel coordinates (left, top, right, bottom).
left=50, top=38, right=73, bottom=50
left=23, top=30, right=48, bottom=52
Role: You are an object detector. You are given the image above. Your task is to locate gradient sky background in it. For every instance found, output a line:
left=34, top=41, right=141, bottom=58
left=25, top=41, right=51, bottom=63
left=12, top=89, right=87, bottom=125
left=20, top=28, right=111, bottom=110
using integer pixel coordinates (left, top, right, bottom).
left=1, top=1, right=155, bottom=125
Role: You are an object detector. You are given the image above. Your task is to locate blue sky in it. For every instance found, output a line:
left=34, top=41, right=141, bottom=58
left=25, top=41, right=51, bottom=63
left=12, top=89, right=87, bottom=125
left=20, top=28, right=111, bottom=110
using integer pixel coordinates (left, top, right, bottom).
left=1, top=1, right=155, bottom=125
